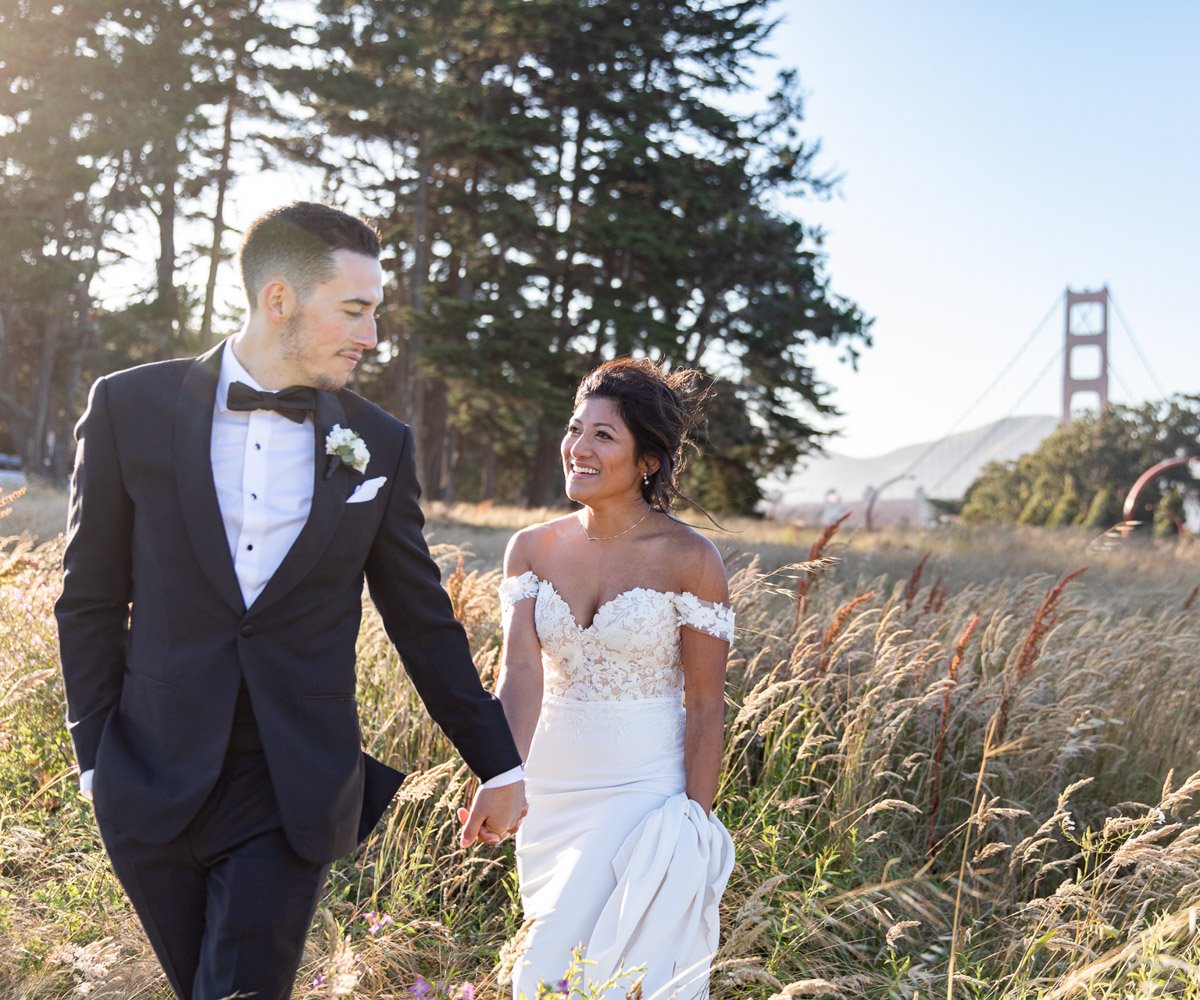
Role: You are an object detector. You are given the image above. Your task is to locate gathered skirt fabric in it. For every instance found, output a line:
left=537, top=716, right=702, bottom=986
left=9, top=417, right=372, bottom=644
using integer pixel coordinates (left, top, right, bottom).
left=513, top=696, right=735, bottom=1000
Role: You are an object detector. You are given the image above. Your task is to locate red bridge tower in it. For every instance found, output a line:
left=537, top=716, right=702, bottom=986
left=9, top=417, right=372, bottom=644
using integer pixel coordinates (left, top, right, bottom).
left=1061, top=286, right=1110, bottom=424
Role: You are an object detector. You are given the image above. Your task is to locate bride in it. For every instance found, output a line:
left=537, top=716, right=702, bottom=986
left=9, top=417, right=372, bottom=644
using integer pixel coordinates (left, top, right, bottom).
left=496, top=358, right=736, bottom=999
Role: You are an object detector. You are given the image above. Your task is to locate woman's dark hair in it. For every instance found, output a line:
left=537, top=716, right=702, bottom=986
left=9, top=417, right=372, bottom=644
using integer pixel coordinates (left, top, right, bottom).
left=238, top=201, right=381, bottom=306
left=574, top=357, right=713, bottom=518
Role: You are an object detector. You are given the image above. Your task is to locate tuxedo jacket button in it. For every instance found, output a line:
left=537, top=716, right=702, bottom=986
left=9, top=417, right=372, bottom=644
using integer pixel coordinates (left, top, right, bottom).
left=239, top=624, right=255, bottom=637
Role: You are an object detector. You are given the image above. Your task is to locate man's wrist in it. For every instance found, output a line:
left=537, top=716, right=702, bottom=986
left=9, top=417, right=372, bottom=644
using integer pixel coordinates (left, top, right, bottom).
left=479, top=765, right=524, bottom=790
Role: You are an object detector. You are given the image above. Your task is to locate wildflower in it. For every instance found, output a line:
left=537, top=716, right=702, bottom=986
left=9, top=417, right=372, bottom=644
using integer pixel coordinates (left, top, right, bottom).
left=362, top=910, right=394, bottom=936
left=312, top=972, right=327, bottom=989
left=460, top=984, right=475, bottom=1000
left=410, top=978, right=432, bottom=998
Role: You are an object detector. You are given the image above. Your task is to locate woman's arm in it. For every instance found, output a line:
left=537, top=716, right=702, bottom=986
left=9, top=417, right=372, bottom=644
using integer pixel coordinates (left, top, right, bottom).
left=495, top=529, right=545, bottom=762
left=678, top=537, right=732, bottom=814
left=681, top=631, right=728, bottom=813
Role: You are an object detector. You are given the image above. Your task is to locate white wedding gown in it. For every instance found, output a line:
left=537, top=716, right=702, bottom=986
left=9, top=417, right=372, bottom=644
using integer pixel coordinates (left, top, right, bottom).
left=500, top=572, right=736, bottom=1000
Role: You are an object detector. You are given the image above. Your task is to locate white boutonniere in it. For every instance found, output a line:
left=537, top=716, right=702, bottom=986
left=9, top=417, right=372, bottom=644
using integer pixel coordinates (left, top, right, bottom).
left=325, top=424, right=370, bottom=476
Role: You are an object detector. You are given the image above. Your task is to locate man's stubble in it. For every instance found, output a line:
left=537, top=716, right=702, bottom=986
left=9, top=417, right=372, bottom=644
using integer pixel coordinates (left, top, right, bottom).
left=279, top=303, right=346, bottom=393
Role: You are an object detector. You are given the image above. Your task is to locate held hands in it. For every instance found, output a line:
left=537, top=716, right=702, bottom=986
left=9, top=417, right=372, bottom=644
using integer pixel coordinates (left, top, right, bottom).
left=458, top=780, right=527, bottom=848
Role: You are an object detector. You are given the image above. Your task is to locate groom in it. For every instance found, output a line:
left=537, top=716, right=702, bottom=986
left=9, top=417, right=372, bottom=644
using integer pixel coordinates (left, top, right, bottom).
left=55, top=202, right=525, bottom=999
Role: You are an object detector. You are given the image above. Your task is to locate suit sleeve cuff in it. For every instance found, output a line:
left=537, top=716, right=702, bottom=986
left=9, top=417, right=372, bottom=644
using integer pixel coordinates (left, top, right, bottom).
left=479, top=765, right=524, bottom=790
left=79, top=769, right=94, bottom=801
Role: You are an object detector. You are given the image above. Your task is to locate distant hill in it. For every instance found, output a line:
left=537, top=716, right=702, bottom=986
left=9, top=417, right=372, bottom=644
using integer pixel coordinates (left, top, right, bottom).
left=765, top=414, right=1060, bottom=509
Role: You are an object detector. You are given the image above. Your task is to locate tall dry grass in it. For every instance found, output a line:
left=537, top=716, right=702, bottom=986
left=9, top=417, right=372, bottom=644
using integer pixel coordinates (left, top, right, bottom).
left=0, top=481, right=69, bottom=543
left=2, top=497, right=1200, bottom=998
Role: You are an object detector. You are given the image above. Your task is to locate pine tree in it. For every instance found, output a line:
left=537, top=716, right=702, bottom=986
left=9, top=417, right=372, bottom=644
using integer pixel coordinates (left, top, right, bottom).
left=278, top=0, right=869, bottom=503
left=1082, top=485, right=1121, bottom=530
left=1046, top=475, right=1080, bottom=527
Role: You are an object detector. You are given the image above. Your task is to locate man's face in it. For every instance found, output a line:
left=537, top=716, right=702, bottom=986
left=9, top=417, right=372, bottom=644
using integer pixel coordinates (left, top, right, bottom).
left=278, top=249, right=384, bottom=391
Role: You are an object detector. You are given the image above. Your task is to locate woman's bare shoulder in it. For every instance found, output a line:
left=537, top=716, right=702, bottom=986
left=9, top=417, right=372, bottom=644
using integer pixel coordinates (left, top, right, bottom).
left=660, top=519, right=729, bottom=601
left=504, top=513, right=577, bottom=575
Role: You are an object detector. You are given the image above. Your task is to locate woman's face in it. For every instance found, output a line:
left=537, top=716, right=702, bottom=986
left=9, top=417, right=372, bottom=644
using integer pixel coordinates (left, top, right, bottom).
left=561, top=396, right=645, bottom=506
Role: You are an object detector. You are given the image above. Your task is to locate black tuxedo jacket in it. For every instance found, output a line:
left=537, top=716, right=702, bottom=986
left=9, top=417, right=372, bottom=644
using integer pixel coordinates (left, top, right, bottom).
left=55, top=342, right=520, bottom=864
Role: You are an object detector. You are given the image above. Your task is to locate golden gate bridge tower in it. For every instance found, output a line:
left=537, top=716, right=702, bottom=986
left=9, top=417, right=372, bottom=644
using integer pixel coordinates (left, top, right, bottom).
left=1061, top=286, right=1109, bottom=424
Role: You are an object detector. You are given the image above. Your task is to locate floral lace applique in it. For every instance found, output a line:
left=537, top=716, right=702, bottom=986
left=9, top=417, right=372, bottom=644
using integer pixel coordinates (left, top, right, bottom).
left=674, top=592, right=736, bottom=643
left=499, top=571, right=541, bottom=628
left=499, top=573, right=735, bottom=703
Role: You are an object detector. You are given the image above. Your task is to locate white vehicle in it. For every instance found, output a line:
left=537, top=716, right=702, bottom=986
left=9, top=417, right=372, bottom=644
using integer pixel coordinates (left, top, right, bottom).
left=0, top=453, right=28, bottom=491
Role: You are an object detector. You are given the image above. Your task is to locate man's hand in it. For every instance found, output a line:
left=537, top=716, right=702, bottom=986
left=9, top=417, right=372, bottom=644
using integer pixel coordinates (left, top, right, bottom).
left=457, top=780, right=527, bottom=848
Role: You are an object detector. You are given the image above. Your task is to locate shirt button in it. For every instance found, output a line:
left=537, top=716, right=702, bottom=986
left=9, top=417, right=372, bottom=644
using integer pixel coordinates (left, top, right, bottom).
left=254, top=443, right=262, bottom=450
left=250, top=493, right=258, bottom=500
left=246, top=544, right=254, bottom=551
left=239, top=624, right=255, bottom=638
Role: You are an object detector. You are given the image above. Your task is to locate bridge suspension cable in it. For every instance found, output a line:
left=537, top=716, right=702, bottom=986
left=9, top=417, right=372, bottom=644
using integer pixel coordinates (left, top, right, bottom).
left=1108, top=291, right=1167, bottom=399
left=928, top=344, right=1061, bottom=495
left=1106, top=356, right=1138, bottom=402
left=897, top=293, right=1061, bottom=483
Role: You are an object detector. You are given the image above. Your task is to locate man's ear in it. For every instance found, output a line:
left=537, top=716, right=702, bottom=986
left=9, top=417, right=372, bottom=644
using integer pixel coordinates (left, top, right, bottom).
left=257, top=278, right=296, bottom=325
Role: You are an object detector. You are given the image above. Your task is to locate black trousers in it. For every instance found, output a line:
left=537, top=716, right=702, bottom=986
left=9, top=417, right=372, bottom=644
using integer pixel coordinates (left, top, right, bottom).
left=97, top=685, right=329, bottom=1000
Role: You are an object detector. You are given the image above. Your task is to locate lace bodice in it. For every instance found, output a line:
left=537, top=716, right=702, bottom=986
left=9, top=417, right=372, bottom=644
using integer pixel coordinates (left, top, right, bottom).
left=499, top=571, right=734, bottom=702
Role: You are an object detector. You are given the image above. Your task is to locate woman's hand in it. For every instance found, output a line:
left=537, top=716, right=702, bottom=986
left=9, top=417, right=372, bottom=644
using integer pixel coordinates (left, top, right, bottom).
left=458, top=781, right=528, bottom=847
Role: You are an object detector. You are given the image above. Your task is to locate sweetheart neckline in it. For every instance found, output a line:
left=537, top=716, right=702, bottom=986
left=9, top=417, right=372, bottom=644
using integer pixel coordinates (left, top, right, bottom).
left=538, top=578, right=691, bottom=633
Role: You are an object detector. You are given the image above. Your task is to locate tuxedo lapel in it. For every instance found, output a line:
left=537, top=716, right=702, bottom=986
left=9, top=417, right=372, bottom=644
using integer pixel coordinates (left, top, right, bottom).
left=249, top=389, right=358, bottom=616
left=175, top=342, right=246, bottom=615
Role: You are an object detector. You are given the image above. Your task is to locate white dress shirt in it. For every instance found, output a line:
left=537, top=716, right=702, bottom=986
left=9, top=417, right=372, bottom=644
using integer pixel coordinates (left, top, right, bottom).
left=213, top=344, right=314, bottom=608
left=81, top=341, right=520, bottom=796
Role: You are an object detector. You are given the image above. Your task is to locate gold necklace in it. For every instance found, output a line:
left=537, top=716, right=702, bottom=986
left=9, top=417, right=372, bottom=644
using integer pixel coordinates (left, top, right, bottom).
left=578, top=508, right=652, bottom=542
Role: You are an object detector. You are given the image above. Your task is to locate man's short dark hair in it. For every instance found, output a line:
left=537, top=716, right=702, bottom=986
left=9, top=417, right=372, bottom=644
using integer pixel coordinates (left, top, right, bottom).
left=238, top=202, right=381, bottom=307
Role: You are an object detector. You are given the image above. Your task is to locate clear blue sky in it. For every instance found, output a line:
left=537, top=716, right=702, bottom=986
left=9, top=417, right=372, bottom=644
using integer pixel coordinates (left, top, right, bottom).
left=760, top=1, right=1199, bottom=457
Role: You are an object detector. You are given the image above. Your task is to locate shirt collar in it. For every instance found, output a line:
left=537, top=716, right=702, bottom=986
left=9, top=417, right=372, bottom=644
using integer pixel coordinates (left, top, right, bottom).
left=216, top=340, right=266, bottom=414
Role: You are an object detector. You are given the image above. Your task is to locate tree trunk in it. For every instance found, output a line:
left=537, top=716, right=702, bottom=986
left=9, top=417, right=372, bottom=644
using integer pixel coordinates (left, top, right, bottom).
left=552, top=105, right=591, bottom=351
left=0, top=307, right=33, bottom=465
left=0, top=305, right=11, bottom=407
left=404, top=125, right=433, bottom=467
left=201, top=90, right=237, bottom=345
left=419, top=377, right=448, bottom=497
left=54, top=273, right=103, bottom=481
left=526, top=414, right=564, bottom=507
left=379, top=311, right=414, bottom=423
left=28, top=296, right=64, bottom=472
left=155, top=152, right=180, bottom=354
left=481, top=437, right=496, bottom=501
left=441, top=423, right=459, bottom=504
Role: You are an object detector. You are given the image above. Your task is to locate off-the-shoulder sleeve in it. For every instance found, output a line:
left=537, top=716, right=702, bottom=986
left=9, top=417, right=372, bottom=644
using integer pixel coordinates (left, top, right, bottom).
left=674, top=592, right=735, bottom=643
left=499, top=571, right=541, bottom=625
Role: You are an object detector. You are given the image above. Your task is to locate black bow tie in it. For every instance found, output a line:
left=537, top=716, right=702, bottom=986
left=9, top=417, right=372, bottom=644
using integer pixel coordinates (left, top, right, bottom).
left=226, top=381, right=316, bottom=423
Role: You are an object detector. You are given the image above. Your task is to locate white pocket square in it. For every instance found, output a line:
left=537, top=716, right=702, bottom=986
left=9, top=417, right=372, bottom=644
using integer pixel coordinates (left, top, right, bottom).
left=347, top=476, right=387, bottom=504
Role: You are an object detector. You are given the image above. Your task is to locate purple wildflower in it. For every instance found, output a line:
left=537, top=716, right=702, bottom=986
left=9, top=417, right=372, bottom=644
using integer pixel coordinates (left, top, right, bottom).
left=312, top=971, right=327, bottom=988
left=460, top=984, right=475, bottom=1000
left=409, top=978, right=432, bottom=998
left=362, top=909, right=394, bottom=936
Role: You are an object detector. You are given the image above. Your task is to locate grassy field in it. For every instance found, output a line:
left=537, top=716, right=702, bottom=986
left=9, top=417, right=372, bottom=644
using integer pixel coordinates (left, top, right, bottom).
left=3, top=484, right=1200, bottom=998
